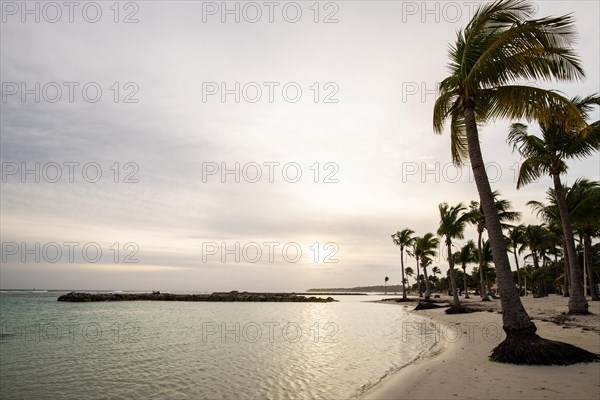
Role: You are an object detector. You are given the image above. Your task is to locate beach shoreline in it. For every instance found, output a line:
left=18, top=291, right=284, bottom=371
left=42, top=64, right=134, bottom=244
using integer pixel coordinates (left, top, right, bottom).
left=363, top=295, right=600, bottom=400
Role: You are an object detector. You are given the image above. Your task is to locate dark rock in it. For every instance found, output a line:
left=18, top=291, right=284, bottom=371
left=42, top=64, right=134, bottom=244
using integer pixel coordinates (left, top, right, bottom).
left=57, top=291, right=337, bottom=303
left=414, top=300, right=450, bottom=310
left=445, top=305, right=475, bottom=314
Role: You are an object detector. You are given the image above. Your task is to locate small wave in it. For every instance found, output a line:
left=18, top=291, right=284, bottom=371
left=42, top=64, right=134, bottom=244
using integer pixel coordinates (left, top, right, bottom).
left=357, top=322, right=447, bottom=399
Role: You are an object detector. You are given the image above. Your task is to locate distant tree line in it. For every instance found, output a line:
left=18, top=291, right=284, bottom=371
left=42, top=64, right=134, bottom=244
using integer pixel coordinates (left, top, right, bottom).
left=307, top=285, right=403, bottom=293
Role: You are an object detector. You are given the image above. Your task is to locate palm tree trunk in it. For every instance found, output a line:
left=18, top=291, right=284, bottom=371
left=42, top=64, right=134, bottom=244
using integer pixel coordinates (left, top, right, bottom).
left=447, top=241, right=460, bottom=307
left=462, top=264, right=470, bottom=299
left=552, top=173, right=588, bottom=314
left=513, top=245, right=522, bottom=295
left=400, top=248, right=407, bottom=299
left=464, top=106, right=536, bottom=335
left=584, top=233, right=599, bottom=301
left=423, top=263, right=431, bottom=299
left=484, top=271, right=490, bottom=296
left=416, top=257, right=422, bottom=297
left=554, top=251, right=560, bottom=295
left=563, top=239, right=570, bottom=297
left=532, top=251, right=542, bottom=297
left=477, top=231, right=489, bottom=301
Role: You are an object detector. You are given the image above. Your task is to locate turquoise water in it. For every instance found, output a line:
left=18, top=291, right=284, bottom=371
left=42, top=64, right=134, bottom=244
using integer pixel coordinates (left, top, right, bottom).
left=0, top=292, right=436, bottom=399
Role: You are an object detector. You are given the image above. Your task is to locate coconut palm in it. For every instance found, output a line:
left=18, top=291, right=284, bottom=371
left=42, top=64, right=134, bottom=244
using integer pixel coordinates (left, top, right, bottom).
left=437, top=202, right=470, bottom=309
left=521, top=224, right=549, bottom=270
left=477, top=239, right=495, bottom=295
left=521, top=266, right=553, bottom=297
left=469, top=192, right=521, bottom=301
left=506, top=224, right=526, bottom=295
left=566, top=179, right=600, bottom=300
left=508, top=94, right=599, bottom=312
left=528, top=195, right=571, bottom=296
left=408, top=240, right=423, bottom=297
left=468, top=201, right=489, bottom=300
left=415, top=233, right=439, bottom=299
left=392, top=229, right=415, bottom=299
left=421, top=257, right=434, bottom=297
left=522, top=224, right=549, bottom=297
left=544, top=227, right=564, bottom=291
left=455, top=240, right=477, bottom=299
left=405, top=267, right=415, bottom=291
left=432, top=0, right=596, bottom=364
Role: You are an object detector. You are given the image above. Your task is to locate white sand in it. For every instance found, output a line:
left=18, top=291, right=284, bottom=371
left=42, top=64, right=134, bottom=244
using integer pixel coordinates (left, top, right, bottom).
left=363, top=296, right=600, bottom=400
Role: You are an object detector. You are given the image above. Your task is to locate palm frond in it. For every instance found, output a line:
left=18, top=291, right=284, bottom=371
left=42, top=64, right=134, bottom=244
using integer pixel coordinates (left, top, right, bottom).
left=484, top=86, right=585, bottom=129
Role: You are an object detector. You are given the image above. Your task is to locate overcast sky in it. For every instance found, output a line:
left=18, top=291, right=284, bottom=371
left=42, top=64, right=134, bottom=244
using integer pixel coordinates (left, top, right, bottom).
left=1, top=0, right=598, bottom=292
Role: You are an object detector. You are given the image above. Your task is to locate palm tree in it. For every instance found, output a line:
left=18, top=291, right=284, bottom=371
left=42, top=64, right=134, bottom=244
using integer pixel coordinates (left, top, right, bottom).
left=422, top=257, right=434, bottom=297
left=437, top=202, right=470, bottom=309
left=455, top=240, right=477, bottom=299
left=415, top=233, right=439, bottom=299
left=408, top=239, right=423, bottom=297
left=477, top=239, right=495, bottom=295
left=432, top=0, right=595, bottom=364
left=521, top=224, right=549, bottom=270
left=523, top=224, right=553, bottom=298
left=405, top=267, right=415, bottom=291
left=521, top=266, right=553, bottom=297
left=392, top=229, right=415, bottom=299
left=384, top=276, right=389, bottom=295
left=432, top=266, right=441, bottom=278
left=567, top=179, right=600, bottom=300
left=468, top=201, right=489, bottom=300
left=506, top=224, right=526, bottom=295
left=508, top=94, right=599, bottom=312
left=528, top=194, right=571, bottom=296
left=544, top=227, right=564, bottom=293
left=469, top=192, right=521, bottom=301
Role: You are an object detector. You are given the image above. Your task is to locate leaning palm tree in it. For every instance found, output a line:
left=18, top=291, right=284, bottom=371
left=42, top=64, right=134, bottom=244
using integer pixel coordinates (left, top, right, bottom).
left=437, top=202, right=471, bottom=311
left=508, top=94, right=599, bottom=312
left=432, top=0, right=596, bottom=364
left=415, top=233, right=439, bottom=299
left=506, top=224, right=526, bottom=295
left=455, top=240, right=477, bottom=299
left=392, top=229, right=415, bottom=299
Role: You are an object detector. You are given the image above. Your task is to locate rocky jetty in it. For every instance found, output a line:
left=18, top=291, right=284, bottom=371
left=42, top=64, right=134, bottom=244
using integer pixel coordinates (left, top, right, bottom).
left=57, top=291, right=337, bottom=303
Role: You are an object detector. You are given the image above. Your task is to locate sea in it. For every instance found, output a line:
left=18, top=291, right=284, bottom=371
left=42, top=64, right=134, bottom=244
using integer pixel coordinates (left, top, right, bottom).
left=0, top=291, right=439, bottom=399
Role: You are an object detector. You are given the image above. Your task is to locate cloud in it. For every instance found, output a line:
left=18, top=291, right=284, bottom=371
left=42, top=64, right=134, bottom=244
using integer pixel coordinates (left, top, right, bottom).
left=1, top=1, right=599, bottom=291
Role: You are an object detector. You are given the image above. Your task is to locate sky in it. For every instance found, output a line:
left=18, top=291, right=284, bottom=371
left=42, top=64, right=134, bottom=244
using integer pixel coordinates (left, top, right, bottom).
left=1, top=0, right=599, bottom=292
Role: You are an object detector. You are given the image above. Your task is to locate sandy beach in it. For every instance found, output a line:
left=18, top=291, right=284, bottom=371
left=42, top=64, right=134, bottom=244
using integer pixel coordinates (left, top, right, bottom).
left=364, top=296, right=600, bottom=400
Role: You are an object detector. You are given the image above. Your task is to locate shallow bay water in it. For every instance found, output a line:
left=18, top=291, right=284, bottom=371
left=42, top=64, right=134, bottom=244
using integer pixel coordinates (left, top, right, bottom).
left=0, top=292, right=436, bottom=399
